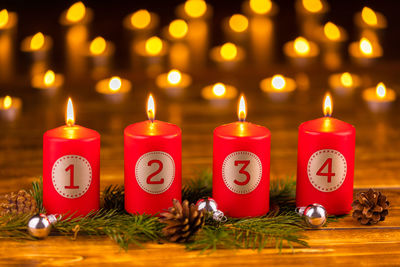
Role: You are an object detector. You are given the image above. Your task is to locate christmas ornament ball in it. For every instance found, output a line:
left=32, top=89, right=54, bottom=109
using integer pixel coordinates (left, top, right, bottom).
left=197, top=198, right=218, bottom=213
left=27, top=214, right=57, bottom=239
left=297, top=203, right=327, bottom=228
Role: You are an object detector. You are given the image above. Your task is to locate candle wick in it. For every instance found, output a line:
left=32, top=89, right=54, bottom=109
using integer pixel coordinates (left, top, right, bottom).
left=239, top=118, right=245, bottom=122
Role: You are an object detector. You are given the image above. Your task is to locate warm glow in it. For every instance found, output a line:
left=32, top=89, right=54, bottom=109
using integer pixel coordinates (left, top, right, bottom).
left=294, top=37, right=310, bottom=55
left=131, top=9, right=151, bottom=29
left=249, top=0, right=272, bottom=15
left=66, top=98, right=75, bottom=126
left=212, top=83, right=226, bottom=97
left=376, top=82, right=386, bottom=99
left=66, top=2, right=86, bottom=23
left=109, top=76, right=122, bottom=92
left=184, top=0, right=207, bottom=18
left=323, top=93, right=332, bottom=117
left=324, top=22, right=340, bottom=41
left=359, top=37, right=373, bottom=55
left=220, top=42, right=237, bottom=60
left=229, top=14, right=248, bottom=33
left=90, top=37, right=106, bottom=55
left=361, top=7, right=377, bottom=26
left=169, top=19, right=188, bottom=39
left=0, top=9, right=9, bottom=28
left=43, top=70, right=55, bottom=86
left=167, top=69, right=182, bottom=85
left=145, top=36, right=163, bottom=56
left=302, top=0, right=323, bottom=13
left=147, top=94, right=155, bottom=122
left=238, top=95, right=247, bottom=121
left=30, top=32, right=45, bottom=50
left=271, top=75, right=286, bottom=90
left=340, top=72, right=353, bottom=87
left=3, top=96, right=12, bottom=109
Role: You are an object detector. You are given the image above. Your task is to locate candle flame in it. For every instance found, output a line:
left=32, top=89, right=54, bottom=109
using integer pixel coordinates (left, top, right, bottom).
left=376, top=82, right=386, bottom=99
left=271, top=75, right=286, bottom=90
left=30, top=32, right=45, bottom=50
left=359, top=37, right=373, bottom=55
left=294, top=37, right=310, bottom=56
left=249, top=0, right=272, bottom=15
left=169, top=19, right=188, bottom=39
left=167, top=69, right=182, bottom=85
left=361, top=7, right=377, bottom=26
left=238, top=94, right=247, bottom=122
left=3, top=96, right=12, bottom=109
left=90, top=36, right=106, bottom=55
left=145, top=36, right=163, bottom=56
left=324, top=22, right=341, bottom=41
left=212, top=83, right=226, bottom=97
left=340, top=72, right=353, bottom=87
left=229, top=14, right=248, bottom=33
left=0, top=9, right=9, bottom=28
left=131, top=9, right=151, bottom=29
left=302, top=0, right=323, bottom=13
left=220, top=42, right=237, bottom=60
left=66, top=2, right=86, bottom=23
left=184, top=0, right=207, bottom=18
left=43, top=70, right=55, bottom=86
left=147, top=94, right=156, bottom=122
left=66, top=98, right=75, bottom=126
left=109, top=76, right=122, bottom=92
left=323, top=93, right=332, bottom=117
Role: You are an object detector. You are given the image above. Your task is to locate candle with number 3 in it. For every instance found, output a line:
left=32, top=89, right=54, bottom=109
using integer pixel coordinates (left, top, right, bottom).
left=43, top=98, right=100, bottom=216
left=124, top=94, right=181, bottom=215
left=213, top=95, right=271, bottom=217
left=296, top=93, right=355, bottom=215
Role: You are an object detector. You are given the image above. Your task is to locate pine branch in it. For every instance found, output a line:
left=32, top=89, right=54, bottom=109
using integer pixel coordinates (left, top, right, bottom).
left=30, top=177, right=45, bottom=213
left=102, top=185, right=125, bottom=212
left=182, top=169, right=212, bottom=204
left=0, top=213, right=36, bottom=240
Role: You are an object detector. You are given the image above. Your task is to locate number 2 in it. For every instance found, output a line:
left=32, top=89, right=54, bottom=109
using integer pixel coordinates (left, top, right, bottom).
left=146, top=160, right=164, bottom=184
left=316, top=158, right=335, bottom=183
left=65, top=164, right=79, bottom=189
left=234, top=160, right=250, bottom=186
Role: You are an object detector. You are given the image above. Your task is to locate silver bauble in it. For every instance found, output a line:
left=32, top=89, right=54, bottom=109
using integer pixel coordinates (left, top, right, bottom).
left=197, top=198, right=218, bottom=213
left=27, top=214, right=57, bottom=239
left=296, top=203, right=327, bottom=228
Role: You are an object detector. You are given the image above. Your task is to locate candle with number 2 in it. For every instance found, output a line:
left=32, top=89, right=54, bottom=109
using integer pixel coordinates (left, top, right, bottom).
left=213, top=95, right=271, bottom=218
left=124, top=94, right=181, bottom=215
left=43, top=98, right=100, bottom=216
left=296, top=93, right=355, bottom=215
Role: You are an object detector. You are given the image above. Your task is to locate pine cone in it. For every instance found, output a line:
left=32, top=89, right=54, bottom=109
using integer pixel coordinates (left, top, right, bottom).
left=352, top=189, right=389, bottom=225
left=0, top=190, right=37, bottom=215
left=159, top=199, right=206, bottom=243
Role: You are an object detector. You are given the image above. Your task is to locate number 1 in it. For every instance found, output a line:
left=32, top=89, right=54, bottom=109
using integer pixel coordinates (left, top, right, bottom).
left=65, top=164, right=79, bottom=189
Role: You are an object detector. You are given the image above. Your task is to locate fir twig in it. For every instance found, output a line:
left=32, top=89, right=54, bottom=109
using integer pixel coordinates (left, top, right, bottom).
left=182, top=169, right=212, bottom=204
left=30, top=177, right=44, bottom=213
left=102, top=185, right=125, bottom=212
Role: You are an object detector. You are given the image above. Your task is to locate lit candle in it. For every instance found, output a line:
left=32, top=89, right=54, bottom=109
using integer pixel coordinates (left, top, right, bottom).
left=320, top=21, right=347, bottom=46
left=210, top=42, right=245, bottom=69
left=297, top=93, right=355, bottom=215
left=59, top=1, right=93, bottom=26
left=135, top=36, right=168, bottom=64
left=87, top=36, right=115, bottom=66
left=295, top=0, right=329, bottom=40
left=328, top=72, right=361, bottom=96
left=43, top=98, right=100, bottom=217
left=283, top=36, right=319, bottom=67
left=201, top=82, right=238, bottom=106
left=222, top=14, right=249, bottom=45
left=355, top=7, right=387, bottom=31
left=0, top=95, right=21, bottom=121
left=21, top=32, right=53, bottom=61
left=95, top=76, right=132, bottom=102
left=362, top=82, right=396, bottom=112
left=156, top=69, right=192, bottom=97
left=176, top=0, right=212, bottom=21
left=260, top=74, right=296, bottom=101
left=32, top=70, right=64, bottom=95
left=124, top=94, right=182, bottom=215
left=123, top=9, right=159, bottom=36
left=0, top=9, right=18, bottom=31
left=242, top=0, right=278, bottom=17
left=165, top=19, right=188, bottom=41
left=213, top=95, right=271, bottom=217
left=348, top=37, right=382, bottom=66
left=165, top=21, right=190, bottom=71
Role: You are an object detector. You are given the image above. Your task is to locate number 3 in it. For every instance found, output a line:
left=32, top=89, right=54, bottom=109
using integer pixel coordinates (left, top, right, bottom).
left=234, top=160, right=250, bottom=186
left=146, top=160, right=164, bottom=184
left=316, top=158, right=335, bottom=183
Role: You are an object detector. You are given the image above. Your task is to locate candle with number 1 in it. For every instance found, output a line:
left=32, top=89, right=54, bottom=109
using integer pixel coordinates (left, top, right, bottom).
left=296, top=93, right=355, bottom=215
left=213, top=95, right=271, bottom=218
left=124, top=94, right=181, bottom=215
left=43, top=98, right=100, bottom=216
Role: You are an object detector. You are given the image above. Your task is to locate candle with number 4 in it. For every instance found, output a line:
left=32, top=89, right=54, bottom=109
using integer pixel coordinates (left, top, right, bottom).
left=296, top=93, right=355, bottom=215
left=124, top=94, right=181, bottom=215
left=43, top=98, right=100, bottom=216
left=213, top=95, right=270, bottom=217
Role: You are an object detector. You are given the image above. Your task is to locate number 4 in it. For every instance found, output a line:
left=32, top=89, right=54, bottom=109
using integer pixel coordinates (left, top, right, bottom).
left=316, top=158, right=335, bottom=183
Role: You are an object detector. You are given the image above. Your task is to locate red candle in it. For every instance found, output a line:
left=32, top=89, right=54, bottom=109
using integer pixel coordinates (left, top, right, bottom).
left=213, top=95, right=271, bottom=218
left=43, top=98, right=100, bottom=217
left=124, top=94, right=181, bottom=215
left=296, top=93, right=355, bottom=215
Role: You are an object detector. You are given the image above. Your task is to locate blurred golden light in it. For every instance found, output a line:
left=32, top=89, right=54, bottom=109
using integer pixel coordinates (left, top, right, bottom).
left=302, top=0, right=323, bottom=13
left=169, top=19, right=188, bottom=39
left=109, top=76, right=122, bottom=92
left=0, top=9, right=9, bottom=28
left=3, top=96, right=12, bottom=109
left=294, top=37, right=310, bottom=55
left=376, top=82, right=386, bottom=98
left=340, top=72, right=353, bottom=88
left=167, top=69, right=182, bottom=85
left=30, top=32, right=45, bottom=50
left=324, top=22, right=340, bottom=41
left=271, top=75, right=286, bottom=90
left=44, top=70, right=55, bottom=86
left=229, top=14, right=248, bottom=32
left=212, top=83, right=226, bottom=97
left=220, top=42, right=237, bottom=60
left=323, top=92, right=332, bottom=117
left=66, top=2, right=86, bottom=23
left=184, top=0, right=207, bottom=18
left=90, top=36, right=106, bottom=55
left=249, top=0, right=272, bottom=15
left=238, top=94, right=247, bottom=121
left=361, top=7, right=377, bottom=26
left=131, top=9, right=151, bottom=29
left=359, top=37, right=373, bottom=55
left=145, top=36, right=163, bottom=55
left=66, top=98, right=75, bottom=126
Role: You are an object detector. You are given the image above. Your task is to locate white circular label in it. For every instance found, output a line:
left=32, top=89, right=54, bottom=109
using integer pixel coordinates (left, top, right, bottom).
left=222, top=151, right=262, bottom=195
left=135, top=151, right=175, bottom=194
left=307, top=149, right=347, bottom=192
left=52, top=155, right=92, bottom=199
